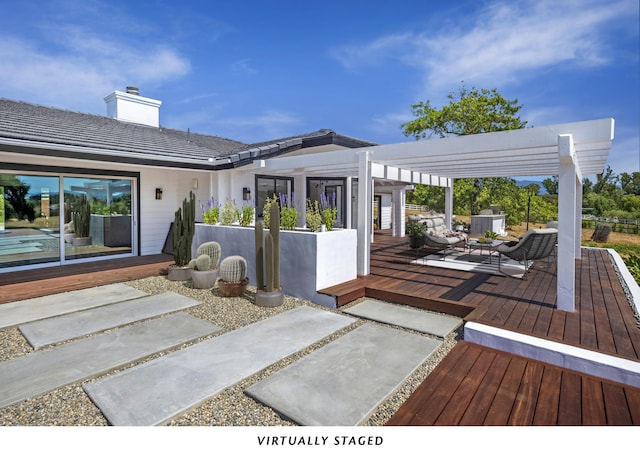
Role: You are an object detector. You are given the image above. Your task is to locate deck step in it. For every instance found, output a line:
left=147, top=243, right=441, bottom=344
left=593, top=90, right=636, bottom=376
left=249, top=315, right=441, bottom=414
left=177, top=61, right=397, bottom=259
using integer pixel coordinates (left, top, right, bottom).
left=19, top=292, right=201, bottom=349
left=0, top=283, right=147, bottom=328
left=0, top=313, right=219, bottom=409
left=245, top=323, right=442, bottom=425
left=83, top=306, right=356, bottom=426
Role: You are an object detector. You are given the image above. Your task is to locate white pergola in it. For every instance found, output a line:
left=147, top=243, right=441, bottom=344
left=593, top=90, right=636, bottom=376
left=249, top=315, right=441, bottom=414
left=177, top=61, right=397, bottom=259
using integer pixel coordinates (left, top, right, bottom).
left=254, top=118, right=615, bottom=312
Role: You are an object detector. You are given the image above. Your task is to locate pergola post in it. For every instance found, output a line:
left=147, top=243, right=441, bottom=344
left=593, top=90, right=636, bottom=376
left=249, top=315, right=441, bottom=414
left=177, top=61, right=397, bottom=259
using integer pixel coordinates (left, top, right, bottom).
left=557, top=134, right=578, bottom=312
left=392, top=187, right=405, bottom=237
left=445, top=178, right=453, bottom=229
left=357, top=151, right=372, bottom=276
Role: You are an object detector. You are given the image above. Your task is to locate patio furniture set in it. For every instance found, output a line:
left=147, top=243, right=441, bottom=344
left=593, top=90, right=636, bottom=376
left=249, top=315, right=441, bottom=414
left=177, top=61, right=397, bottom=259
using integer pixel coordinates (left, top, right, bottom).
left=409, top=217, right=558, bottom=278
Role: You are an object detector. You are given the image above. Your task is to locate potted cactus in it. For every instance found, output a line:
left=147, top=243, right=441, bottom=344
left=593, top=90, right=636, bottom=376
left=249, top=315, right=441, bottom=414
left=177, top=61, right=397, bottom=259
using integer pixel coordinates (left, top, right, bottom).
left=168, top=191, right=196, bottom=281
left=254, top=201, right=284, bottom=307
left=189, top=241, right=221, bottom=289
left=217, top=255, right=249, bottom=297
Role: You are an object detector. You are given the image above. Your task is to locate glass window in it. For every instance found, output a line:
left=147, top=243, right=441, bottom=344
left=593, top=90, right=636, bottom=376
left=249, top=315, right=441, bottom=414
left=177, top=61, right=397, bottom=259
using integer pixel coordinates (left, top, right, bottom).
left=255, top=175, right=293, bottom=219
left=307, top=178, right=347, bottom=228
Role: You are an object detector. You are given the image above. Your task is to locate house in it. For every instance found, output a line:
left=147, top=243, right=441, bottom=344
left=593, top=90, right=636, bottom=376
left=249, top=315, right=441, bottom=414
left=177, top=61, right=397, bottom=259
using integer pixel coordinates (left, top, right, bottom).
left=0, top=89, right=381, bottom=280
left=0, top=87, right=616, bottom=312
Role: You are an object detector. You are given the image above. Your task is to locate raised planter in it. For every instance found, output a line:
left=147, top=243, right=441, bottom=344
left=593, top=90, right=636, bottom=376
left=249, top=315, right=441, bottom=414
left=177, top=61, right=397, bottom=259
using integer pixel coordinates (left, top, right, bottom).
left=192, top=224, right=357, bottom=308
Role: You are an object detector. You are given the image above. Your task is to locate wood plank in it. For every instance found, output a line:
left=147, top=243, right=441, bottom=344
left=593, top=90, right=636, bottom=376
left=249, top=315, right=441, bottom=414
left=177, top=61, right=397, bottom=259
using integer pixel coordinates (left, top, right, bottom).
left=483, top=355, right=528, bottom=425
left=601, top=382, right=632, bottom=425
left=458, top=350, right=510, bottom=425
left=508, top=360, right=545, bottom=425
left=532, top=366, right=562, bottom=425
left=624, top=386, right=640, bottom=424
left=581, top=376, right=606, bottom=425
left=410, top=343, right=484, bottom=425
left=433, top=348, right=497, bottom=425
left=558, top=371, right=582, bottom=425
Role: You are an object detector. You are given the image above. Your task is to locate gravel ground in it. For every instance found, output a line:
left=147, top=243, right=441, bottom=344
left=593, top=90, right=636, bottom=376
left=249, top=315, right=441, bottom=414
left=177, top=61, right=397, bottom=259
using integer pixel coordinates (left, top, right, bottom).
left=0, top=276, right=461, bottom=426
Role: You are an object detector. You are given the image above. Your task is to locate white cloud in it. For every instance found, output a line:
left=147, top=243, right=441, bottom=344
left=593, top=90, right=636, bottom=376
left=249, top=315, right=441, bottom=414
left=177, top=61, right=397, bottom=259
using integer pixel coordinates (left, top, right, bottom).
left=0, top=13, right=190, bottom=113
left=330, top=0, right=635, bottom=93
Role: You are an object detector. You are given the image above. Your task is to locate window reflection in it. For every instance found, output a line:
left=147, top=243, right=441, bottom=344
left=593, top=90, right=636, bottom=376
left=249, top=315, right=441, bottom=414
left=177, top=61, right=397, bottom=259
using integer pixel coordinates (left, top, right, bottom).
left=0, top=174, right=60, bottom=267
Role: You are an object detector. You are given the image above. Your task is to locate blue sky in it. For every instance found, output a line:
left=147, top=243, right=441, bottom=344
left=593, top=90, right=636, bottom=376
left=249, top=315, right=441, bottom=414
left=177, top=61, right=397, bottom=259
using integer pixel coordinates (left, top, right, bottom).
left=0, top=0, right=638, bottom=178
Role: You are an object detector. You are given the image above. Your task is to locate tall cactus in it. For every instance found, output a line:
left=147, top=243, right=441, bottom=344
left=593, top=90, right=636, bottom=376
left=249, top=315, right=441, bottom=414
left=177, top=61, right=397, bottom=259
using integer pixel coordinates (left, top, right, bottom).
left=255, top=220, right=264, bottom=290
left=269, top=201, right=281, bottom=291
left=255, top=201, right=281, bottom=292
left=172, top=191, right=195, bottom=267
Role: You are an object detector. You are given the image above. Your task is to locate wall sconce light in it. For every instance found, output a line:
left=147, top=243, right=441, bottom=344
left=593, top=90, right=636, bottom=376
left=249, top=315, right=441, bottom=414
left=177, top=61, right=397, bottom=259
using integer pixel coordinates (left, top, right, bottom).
left=155, top=188, right=163, bottom=200
left=242, top=187, right=251, bottom=201
left=192, top=178, right=199, bottom=189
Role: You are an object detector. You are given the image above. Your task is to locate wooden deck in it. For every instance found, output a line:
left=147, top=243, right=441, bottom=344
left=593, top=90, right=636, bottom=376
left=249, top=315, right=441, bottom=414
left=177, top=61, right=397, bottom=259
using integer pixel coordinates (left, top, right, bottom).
left=1, top=232, right=639, bottom=425
left=0, top=254, right=174, bottom=304
left=320, top=231, right=640, bottom=425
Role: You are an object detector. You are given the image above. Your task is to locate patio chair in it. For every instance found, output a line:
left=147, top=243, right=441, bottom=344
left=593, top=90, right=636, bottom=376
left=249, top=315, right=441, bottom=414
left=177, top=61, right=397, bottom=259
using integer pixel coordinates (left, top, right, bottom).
left=497, top=228, right=558, bottom=278
left=421, top=217, right=467, bottom=261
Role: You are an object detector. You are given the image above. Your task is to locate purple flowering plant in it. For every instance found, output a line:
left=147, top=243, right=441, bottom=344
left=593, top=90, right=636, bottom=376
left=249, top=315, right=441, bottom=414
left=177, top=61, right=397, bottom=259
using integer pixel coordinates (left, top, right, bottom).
left=320, top=192, right=338, bottom=230
left=202, top=198, right=220, bottom=224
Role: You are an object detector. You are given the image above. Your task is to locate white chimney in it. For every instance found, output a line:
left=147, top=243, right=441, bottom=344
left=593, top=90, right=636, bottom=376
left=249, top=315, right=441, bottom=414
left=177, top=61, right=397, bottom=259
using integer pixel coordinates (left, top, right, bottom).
left=104, top=86, right=161, bottom=127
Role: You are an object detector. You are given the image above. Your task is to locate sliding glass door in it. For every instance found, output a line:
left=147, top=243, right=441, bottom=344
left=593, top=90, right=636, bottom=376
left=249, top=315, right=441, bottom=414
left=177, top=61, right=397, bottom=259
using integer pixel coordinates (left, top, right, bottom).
left=1, top=170, right=135, bottom=270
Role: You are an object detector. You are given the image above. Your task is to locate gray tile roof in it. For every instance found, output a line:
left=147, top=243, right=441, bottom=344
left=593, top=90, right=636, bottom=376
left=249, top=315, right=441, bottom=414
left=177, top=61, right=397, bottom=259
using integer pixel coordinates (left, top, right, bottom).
left=0, top=99, right=375, bottom=170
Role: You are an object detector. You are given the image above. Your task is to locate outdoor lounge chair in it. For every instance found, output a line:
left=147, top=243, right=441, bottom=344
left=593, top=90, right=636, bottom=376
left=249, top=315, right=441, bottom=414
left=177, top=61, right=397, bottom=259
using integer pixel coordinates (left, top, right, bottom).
left=421, top=217, right=467, bottom=260
left=497, top=227, right=558, bottom=278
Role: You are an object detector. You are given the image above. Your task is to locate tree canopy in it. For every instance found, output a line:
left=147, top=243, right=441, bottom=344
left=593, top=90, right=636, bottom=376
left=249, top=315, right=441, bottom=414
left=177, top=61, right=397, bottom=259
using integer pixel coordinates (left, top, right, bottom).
left=401, top=85, right=528, bottom=140
left=402, top=84, right=534, bottom=219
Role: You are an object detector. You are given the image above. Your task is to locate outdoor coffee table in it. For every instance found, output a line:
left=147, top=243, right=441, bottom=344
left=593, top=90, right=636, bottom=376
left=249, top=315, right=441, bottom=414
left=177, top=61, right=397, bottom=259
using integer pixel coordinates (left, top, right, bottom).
left=467, top=239, right=504, bottom=264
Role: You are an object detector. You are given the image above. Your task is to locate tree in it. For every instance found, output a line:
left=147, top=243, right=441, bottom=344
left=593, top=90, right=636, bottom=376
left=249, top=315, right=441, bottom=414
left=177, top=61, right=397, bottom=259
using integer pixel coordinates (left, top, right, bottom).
left=0, top=175, right=36, bottom=222
left=542, top=176, right=558, bottom=195
left=401, top=85, right=527, bottom=139
left=619, top=172, right=640, bottom=195
left=401, top=84, right=528, bottom=216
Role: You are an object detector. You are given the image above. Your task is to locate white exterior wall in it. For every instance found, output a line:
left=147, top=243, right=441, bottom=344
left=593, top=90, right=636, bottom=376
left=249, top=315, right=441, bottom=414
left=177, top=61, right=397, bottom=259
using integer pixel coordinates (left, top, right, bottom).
left=0, top=151, right=213, bottom=256
left=380, top=193, right=393, bottom=229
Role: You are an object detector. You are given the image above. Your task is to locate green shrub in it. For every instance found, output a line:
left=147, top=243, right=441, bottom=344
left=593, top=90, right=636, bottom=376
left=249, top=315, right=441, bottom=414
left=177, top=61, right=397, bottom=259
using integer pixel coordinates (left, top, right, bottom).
left=306, top=199, right=322, bottom=232
left=221, top=200, right=237, bottom=225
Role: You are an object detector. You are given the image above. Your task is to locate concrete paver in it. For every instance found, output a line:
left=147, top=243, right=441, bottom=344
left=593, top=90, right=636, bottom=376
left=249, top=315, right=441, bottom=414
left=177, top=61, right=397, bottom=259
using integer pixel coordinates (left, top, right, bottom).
left=83, top=306, right=356, bottom=425
left=0, top=283, right=147, bottom=329
left=0, top=313, right=219, bottom=409
left=245, top=322, right=442, bottom=425
left=19, top=292, right=201, bottom=348
left=343, top=299, right=462, bottom=338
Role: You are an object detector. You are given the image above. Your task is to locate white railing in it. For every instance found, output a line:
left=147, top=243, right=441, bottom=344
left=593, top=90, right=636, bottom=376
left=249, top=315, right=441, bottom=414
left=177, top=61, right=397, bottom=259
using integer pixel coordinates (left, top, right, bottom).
left=405, top=204, right=430, bottom=212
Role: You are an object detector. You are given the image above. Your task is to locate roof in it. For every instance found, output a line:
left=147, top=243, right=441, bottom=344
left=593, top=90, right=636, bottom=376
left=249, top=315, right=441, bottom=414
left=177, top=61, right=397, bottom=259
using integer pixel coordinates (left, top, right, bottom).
left=0, top=99, right=375, bottom=170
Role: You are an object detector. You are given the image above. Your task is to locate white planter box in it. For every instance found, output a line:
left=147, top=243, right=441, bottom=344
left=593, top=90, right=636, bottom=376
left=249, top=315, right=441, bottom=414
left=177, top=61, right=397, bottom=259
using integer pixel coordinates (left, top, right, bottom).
left=192, top=224, right=357, bottom=308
